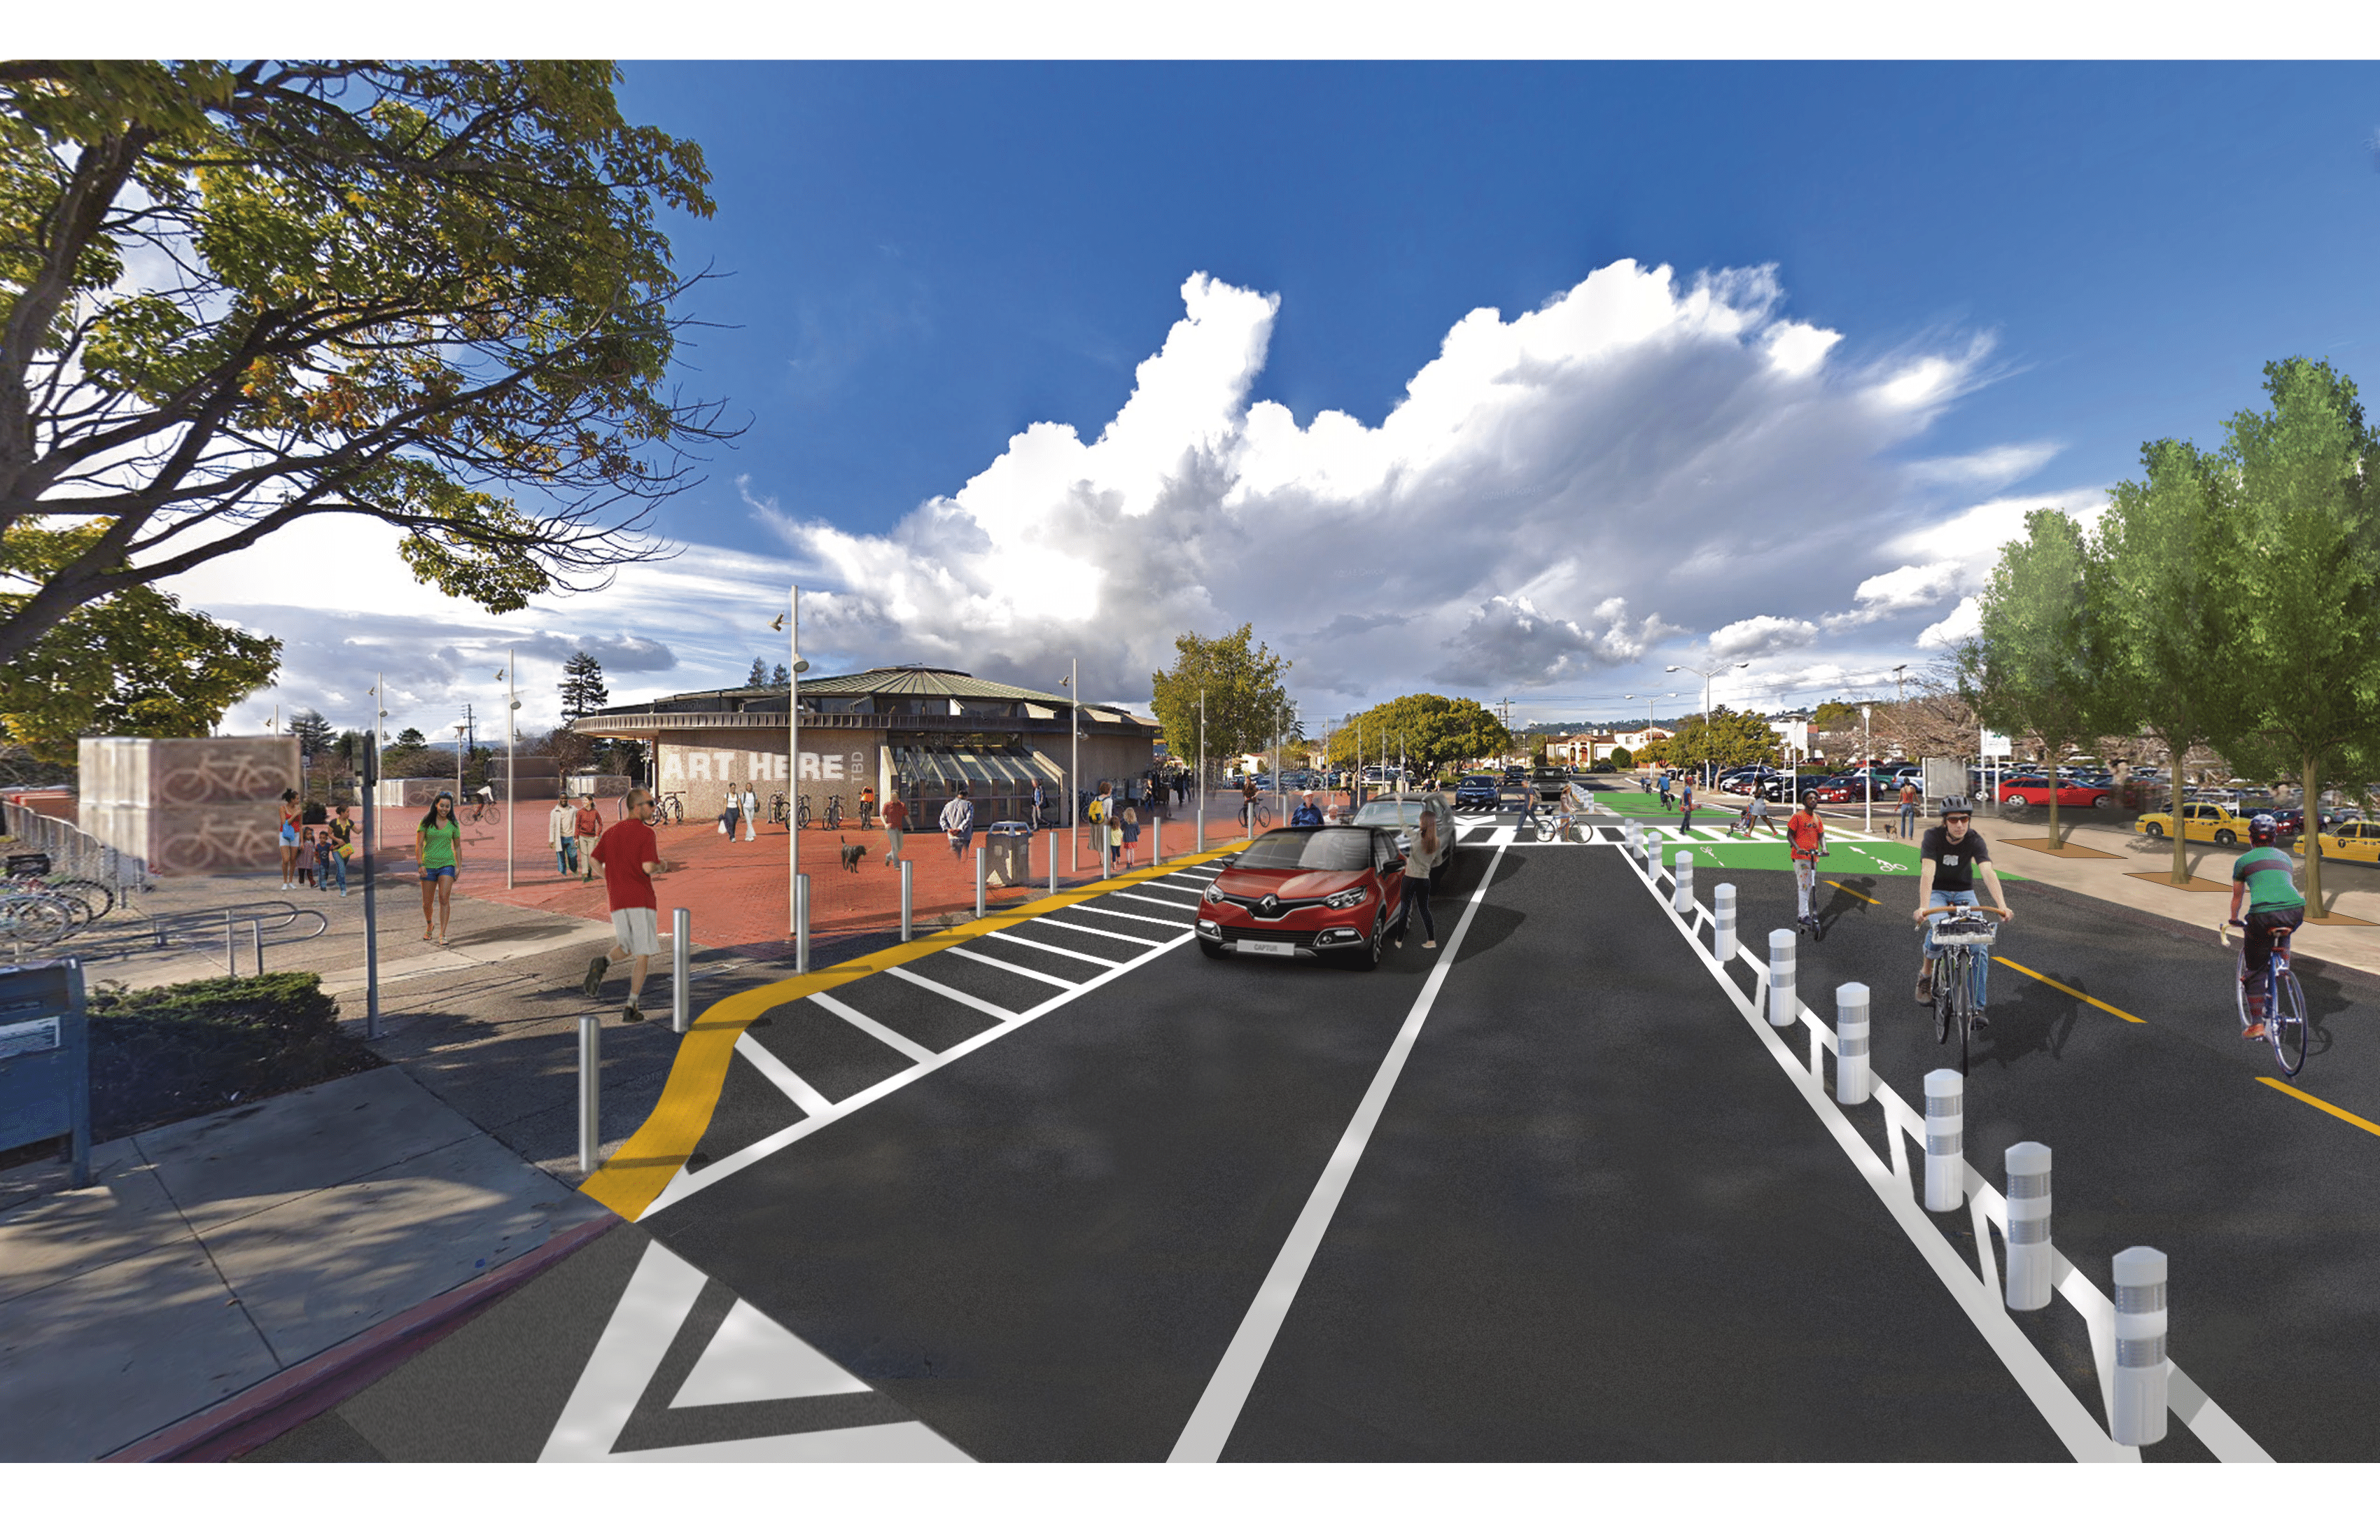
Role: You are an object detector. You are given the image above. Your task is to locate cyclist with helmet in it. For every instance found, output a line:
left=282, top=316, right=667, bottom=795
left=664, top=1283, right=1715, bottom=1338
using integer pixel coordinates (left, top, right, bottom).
left=2229, top=812, right=2304, bottom=1040
left=1914, top=795, right=2012, bottom=1021
left=1786, top=790, right=1830, bottom=929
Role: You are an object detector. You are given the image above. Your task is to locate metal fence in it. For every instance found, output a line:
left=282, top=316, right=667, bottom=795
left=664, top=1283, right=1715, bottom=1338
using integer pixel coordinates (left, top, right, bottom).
left=4, top=802, right=148, bottom=897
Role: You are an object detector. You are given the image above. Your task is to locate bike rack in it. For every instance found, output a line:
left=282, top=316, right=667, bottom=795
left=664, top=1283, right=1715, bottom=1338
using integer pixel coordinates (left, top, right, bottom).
left=150, top=901, right=330, bottom=976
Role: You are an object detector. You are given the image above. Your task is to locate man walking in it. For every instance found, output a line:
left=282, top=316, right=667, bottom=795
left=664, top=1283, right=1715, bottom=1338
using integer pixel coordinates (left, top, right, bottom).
left=1897, top=779, right=1919, bottom=839
left=1656, top=770, right=1673, bottom=811
left=573, top=793, right=604, bottom=883
left=1676, top=776, right=1696, bottom=834
left=881, top=788, right=907, bottom=866
left=1030, top=778, right=1048, bottom=829
left=583, top=788, right=673, bottom=1023
left=941, top=784, right=974, bottom=862
left=548, top=792, right=578, bottom=876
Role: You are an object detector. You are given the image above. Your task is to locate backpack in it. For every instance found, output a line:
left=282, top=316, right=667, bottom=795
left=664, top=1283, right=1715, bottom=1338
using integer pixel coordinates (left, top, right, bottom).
left=1087, top=798, right=1104, bottom=824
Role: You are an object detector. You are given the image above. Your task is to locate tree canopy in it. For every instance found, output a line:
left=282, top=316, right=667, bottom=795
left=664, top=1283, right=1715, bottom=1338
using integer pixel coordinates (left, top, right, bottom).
left=1324, top=694, right=1508, bottom=780
left=0, top=59, right=729, bottom=671
left=1664, top=706, right=1783, bottom=773
left=1149, top=624, right=1294, bottom=767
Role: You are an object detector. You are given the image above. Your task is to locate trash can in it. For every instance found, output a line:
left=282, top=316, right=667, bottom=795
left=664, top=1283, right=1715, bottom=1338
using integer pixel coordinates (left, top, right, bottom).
left=986, top=821, right=1032, bottom=887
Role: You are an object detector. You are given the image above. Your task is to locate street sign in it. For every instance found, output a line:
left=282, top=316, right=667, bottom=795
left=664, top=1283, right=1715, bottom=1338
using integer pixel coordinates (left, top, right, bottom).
left=1980, top=731, right=2012, bottom=759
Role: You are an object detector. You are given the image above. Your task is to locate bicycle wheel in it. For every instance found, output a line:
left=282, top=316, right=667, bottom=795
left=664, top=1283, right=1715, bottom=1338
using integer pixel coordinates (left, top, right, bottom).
left=2269, top=968, right=2308, bottom=1077
left=48, top=877, right=113, bottom=920
left=0, top=896, right=72, bottom=948
left=1933, top=950, right=1956, bottom=1044
left=2234, top=967, right=2253, bottom=1032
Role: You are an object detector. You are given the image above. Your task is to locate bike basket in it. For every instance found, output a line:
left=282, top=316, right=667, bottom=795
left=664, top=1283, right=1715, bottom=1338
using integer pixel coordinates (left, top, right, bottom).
left=1929, top=916, right=1998, bottom=946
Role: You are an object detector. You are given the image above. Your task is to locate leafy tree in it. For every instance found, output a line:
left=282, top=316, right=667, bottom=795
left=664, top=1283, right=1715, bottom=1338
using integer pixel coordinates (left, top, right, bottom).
left=1811, top=701, right=1861, bottom=733
left=393, top=727, right=426, bottom=750
left=1325, top=694, right=1508, bottom=782
left=1609, top=744, right=1634, bottom=771
left=1664, top=707, right=1784, bottom=776
left=2204, top=359, right=2380, bottom=918
left=0, top=60, right=731, bottom=670
left=290, top=708, right=335, bottom=756
left=0, top=523, right=276, bottom=752
left=1961, top=508, right=2123, bottom=850
left=1149, top=624, right=1294, bottom=775
left=2097, top=437, right=2241, bottom=886
left=745, top=656, right=767, bottom=687
left=559, top=650, right=610, bottom=719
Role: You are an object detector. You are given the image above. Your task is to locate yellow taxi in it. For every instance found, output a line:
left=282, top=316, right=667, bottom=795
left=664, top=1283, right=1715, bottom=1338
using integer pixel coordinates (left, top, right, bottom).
left=2134, top=801, right=2255, bottom=846
left=2316, top=818, right=2380, bottom=865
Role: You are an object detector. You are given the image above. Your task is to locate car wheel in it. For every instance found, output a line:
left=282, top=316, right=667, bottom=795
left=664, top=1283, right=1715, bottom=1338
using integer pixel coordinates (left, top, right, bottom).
left=2144, top=822, right=2165, bottom=838
left=2006, top=794, right=2029, bottom=807
left=2216, top=829, right=2236, bottom=846
left=1348, top=913, right=1383, bottom=972
left=1199, top=939, right=1225, bottom=959
left=2091, top=794, right=2110, bottom=808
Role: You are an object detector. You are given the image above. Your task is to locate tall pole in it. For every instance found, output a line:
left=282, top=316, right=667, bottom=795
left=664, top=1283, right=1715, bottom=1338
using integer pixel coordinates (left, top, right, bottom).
left=364, top=672, right=382, bottom=1040
left=1198, top=688, right=1205, bottom=845
left=1863, top=704, right=1873, bottom=834
left=1070, top=657, right=1079, bottom=874
left=505, top=648, right=516, bottom=890
left=788, top=584, right=802, bottom=958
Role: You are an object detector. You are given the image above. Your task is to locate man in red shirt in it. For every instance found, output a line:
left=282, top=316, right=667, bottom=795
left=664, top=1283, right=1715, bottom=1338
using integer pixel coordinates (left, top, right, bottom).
left=582, top=788, right=673, bottom=1023
left=573, top=794, right=604, bottom=884
left=1786, top=790, right=1830, bottom=932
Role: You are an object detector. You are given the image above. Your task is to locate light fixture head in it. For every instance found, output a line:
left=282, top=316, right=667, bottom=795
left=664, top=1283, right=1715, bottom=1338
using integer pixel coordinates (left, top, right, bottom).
left=769, top=613, right=786, bottom=631
left=1665, top=665, right=1681, bottom=673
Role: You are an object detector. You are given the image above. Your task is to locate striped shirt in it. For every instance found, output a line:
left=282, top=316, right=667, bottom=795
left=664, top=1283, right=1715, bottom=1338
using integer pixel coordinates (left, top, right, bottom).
left=2232, top=848, right=2302, bottom=914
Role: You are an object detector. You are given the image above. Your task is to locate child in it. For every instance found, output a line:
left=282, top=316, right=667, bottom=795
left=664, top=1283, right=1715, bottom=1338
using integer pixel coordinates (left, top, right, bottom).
left=1120, top=804, right=1141, bottom=868
left=294, top=825, right=318, bottom=888
left=314, top=827, right=342, bottom=894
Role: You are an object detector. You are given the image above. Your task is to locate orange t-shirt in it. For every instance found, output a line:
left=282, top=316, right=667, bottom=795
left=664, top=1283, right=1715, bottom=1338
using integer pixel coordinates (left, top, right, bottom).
left=882, top=798, right=906, bottom=828
left=1786, top=811, right=1827, bottom=860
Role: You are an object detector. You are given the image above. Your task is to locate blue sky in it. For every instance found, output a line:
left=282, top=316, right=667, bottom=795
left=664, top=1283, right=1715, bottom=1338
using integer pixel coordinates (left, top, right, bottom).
left=176, top=59, right=2380, bottom=736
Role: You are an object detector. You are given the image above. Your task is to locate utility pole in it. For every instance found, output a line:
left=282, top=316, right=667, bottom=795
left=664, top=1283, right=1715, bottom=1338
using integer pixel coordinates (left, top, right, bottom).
left=500, top=651, right=517, bottom=890
left=1066, top=659, right=1079, bottom=872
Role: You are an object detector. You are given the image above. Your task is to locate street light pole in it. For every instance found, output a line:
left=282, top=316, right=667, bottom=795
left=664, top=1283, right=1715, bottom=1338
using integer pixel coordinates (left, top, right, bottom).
left=1863, top=703, right=1874, bottom=834
left=503, top=651, right=517, bottom=889
left=1067, top=659, right=1079, bottom=873
left=1198, top=687, right=1205, bottom=849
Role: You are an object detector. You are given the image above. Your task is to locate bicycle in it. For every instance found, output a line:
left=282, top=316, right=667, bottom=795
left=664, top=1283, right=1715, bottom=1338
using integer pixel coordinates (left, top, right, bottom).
left=769, top=792, right=790, bottom=827
left=823, top=794, right=843, bottom=830
left=468, top=792, right=498, bottom=823
left=1917, top=902, right=2007, bottom=1075
left=2222, top=920, right=2307, bottom=1077
left=795, top=794, right=812, bottom=830
left=0, top=891, right=76, bottom=949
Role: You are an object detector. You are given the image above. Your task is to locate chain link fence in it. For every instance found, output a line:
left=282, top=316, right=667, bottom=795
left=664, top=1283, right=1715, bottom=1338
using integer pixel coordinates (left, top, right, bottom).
left=4, top=800, right=149, bottom=897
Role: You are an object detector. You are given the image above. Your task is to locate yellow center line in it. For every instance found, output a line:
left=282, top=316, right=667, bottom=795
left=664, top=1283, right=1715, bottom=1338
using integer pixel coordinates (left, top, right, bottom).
left=1826, top=881, right=1876, bottom=903
left=1991, top=955, right=2146, bottom=1022
left=2257, top=1077, right=2380, bottom=1138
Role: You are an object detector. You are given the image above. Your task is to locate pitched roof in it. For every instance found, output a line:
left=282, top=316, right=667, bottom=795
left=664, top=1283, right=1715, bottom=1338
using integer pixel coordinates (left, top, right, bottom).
left=606, top=665, right=1087, bottom=716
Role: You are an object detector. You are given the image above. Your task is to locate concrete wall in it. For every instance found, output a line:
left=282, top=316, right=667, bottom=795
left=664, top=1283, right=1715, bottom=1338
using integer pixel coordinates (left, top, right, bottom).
left=77, top=736, right=300, bottom=874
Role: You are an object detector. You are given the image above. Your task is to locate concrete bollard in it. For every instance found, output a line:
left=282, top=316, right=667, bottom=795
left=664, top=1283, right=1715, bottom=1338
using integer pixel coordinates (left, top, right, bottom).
left=1835, top=982, right=1871, bottom=1105
left=899, top=860, right=913, bottom=943
left=2004, top=1142, right=2052, bottom=1310
left=1767, top=928, right=1797, bottom=1028
left=1049, top=831, right=1059, bottom=896
left=975, top=845, right=987, bottom=918
left=2111, top=1246, right=2169, bottom=1446
left=1646, top=828, right=1664, bottom=875
left=1924, top=1068, right=1963, bottom=1212
left=1712, top=883, right=1737, bottom=963
left=1154, top=816, right=1163, bottom=861
left=578, top=1013, right=601, bottom=1175
left=794, top=874, right=810, bottom=974
left=671, top=906, right=690, bottom=1035
left=1672, top=848, right=1694, bottom=913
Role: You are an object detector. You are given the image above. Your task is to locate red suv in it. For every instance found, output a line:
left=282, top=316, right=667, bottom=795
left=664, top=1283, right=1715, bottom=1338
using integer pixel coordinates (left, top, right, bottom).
left=1196, top=825, right=1409, bottom=970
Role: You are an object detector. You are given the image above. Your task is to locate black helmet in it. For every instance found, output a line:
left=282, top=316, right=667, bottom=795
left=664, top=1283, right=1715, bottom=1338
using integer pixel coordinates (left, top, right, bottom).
left=2249, top=812, right=2278, bottom=844
left=1938, top=794, right=1973, bottom=817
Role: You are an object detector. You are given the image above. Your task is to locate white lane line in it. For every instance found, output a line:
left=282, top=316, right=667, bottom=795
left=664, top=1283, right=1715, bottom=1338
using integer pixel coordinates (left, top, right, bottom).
left=540, top=1238, right=708, bottom=1461
left=979, top=930, right=1122, bottom=969
left=1074, top=904, right=1194, bottom=930
left=1028, top=916, right=1163, bottom=947
left=1169, top=822, right=1518, bottom=1462
left=643, top=930, right=1198, bottom=1214
left=885, top=965, right=1016, bottom=1020
left=1148, top=878, right=1211, bottom=893
left=1107, top=890, right=1200, bottom=911
left=809, top=991, right=937, bottom=1064
left=734, top=1032, right=836, bottom=1119
left=946, top=945, right=1077, bottom=992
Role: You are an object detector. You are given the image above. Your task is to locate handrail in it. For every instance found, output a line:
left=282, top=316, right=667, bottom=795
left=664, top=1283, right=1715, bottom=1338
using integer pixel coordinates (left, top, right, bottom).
left=151, top=900, right=330, bottom=950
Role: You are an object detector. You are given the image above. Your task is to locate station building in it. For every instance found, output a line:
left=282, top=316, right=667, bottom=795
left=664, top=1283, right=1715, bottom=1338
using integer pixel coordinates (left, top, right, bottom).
left=566, top=664, right=1163, bottom=829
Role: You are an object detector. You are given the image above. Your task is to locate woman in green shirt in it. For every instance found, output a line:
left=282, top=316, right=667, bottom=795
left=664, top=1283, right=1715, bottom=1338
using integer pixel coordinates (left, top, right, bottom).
left=416, top=793, right=461, bottom=944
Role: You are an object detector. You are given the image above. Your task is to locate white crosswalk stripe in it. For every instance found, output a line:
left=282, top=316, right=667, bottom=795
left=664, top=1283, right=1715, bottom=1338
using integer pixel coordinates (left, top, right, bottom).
left=1028, top=916, right=1163, bottom=947
left=807, top=992, right=935, bottom=1064
left=979, top=929, right=1124, bottom=969
left=886, top=965, right=1016, bottom=1020
left=945, top=945, right=1077, bottom=992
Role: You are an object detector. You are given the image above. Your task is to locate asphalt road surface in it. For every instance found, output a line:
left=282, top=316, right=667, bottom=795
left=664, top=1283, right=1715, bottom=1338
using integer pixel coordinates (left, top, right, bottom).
left=245, top=794, right=2379, bottom=1462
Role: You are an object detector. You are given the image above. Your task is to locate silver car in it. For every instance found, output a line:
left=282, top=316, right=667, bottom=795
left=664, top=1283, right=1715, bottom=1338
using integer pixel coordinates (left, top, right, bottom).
left=1352, top=792, right=1455, bottom=862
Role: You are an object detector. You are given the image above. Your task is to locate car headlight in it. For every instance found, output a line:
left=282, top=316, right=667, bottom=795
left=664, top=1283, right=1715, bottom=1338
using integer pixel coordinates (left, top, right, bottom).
left=1205, top=884, right=1225, bottom=904
left=1324, top=886, right=1368, bottom=909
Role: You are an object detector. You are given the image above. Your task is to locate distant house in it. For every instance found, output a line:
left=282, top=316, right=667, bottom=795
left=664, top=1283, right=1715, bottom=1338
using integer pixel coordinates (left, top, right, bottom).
left=1548, top=732, right=1618, bottom=765
left=1612, top=727, right=1673, bottom=755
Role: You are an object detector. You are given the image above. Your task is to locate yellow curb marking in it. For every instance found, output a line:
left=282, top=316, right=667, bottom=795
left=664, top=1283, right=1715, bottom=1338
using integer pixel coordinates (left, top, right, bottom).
left=578, top=839, right=1248, bottom=1220
left=1991, top=955, right=2145, bottom=1023
left=2256, top=1077, right=2380, bottom=1140
left=1826, top=881, right=1877, bottom=904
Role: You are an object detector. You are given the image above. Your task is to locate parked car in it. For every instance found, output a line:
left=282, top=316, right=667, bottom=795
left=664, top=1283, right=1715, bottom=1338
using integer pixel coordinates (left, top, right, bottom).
left=2135, top=802, right=2256, bottom=845
left=1454, top=774, right=1501, bottom=811
left=1197, top=824, right=1412, bottom=969
left=1996, top=776, right=2115, bottom=809
left=1353, top=790, right=1455, bottom=858
left=2318, top=818, right=2380, bottom=864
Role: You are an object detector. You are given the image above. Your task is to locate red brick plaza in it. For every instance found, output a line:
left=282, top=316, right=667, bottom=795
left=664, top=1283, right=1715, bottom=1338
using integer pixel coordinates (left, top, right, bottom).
left=377, top=797, right=1316, bottom=949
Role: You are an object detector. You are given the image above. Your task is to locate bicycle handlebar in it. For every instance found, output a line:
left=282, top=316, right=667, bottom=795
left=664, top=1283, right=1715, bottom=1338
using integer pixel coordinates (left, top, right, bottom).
left=1914, top=904, right=2010, bottom=919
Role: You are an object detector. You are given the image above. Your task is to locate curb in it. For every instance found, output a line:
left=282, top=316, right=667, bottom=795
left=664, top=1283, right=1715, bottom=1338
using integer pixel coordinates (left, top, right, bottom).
left=102, top=1212, right=622, bottom=1463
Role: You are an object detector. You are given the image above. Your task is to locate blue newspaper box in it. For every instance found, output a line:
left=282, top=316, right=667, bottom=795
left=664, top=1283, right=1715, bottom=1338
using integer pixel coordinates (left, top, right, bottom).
left=0, top=958, right=90, bottom=1186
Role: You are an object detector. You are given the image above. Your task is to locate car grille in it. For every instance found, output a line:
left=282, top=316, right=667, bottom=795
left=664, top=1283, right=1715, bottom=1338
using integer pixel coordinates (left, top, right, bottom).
left=1217, top=924, right=1322, bottom=945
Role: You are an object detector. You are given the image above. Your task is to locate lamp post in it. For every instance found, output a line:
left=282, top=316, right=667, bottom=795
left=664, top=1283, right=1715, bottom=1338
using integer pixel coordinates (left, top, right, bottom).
left=1062, top=660, right=1079, bottom=873
left=1665, top=662, right=1749, bottom=788
left=363, top=673, right=386, bottom=1040
left=1197, top=687, right=1205, bottom=850
left=1863, top=703, right=1874, bottom=833
left=494, top=653, right=520, bottom=889
left=769, top=589, right=811, bottom=965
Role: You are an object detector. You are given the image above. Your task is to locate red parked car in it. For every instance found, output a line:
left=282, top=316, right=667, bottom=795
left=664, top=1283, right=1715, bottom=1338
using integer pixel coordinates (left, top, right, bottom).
left=1196, top=825, right=1410, bottom=970
left=1996, top=776, right=2114, bottom=809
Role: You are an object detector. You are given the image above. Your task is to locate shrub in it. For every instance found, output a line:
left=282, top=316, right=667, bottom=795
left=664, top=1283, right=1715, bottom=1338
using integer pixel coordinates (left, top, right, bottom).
left=87, top=972, right=377, bottom=1140
left=1609, top=746, right=1634, bottom=771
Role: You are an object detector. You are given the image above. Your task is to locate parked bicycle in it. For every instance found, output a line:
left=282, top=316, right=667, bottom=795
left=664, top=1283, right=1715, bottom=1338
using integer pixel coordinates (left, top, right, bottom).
left=2223, top=919, right=2308, bottom=1077
left=0, top=890, right=78, bottom=948
left=795, top=793, right=813, bottom=829
left=822, top=794, right=843, bottom=830
left=769, top=792, right=790, bottom=826
left=1917, top=902, right=2007, bottom=1074
left=644, top=791, right=685, bottom=828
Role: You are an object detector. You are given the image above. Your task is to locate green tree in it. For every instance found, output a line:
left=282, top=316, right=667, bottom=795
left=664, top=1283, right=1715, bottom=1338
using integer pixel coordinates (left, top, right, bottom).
left=2204, top=359, right=2380, bottom=918
left=1325, top=694, right=1508, bottom=782
left=1609, top=744, right=1634, bottom=771
left=1663, top=706, right=1784, bottom=776
left=1149, top=625, right=1293, bottom=775
left=290, top=708, right=335, bottom=757
left=559, top=650, right=610, bottom=719
left=393, top=727, right=426, bottom=750
left=0, top=60, right=730, bottom=669
left=745, top=657, right=767, bottom=687
left=1961, top=507, right=2122, bottom=850
left=1811, top=700, right=1860, bottom=733
left=769, top=662, right=790, bottom=688
left=2097, top=438, right=2240, bottom=886
left=0, top=524, right=276, bottom=752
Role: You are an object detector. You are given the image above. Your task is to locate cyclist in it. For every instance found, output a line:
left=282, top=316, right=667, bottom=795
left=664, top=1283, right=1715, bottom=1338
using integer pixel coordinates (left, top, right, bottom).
left=1912, top=795, right=2012, bottom=1021
left=1786, top=790, right=1829, bottom=928
left=472, top=783, right=497, bottom=816
left=2227, top=812, right=2304, bottom=1040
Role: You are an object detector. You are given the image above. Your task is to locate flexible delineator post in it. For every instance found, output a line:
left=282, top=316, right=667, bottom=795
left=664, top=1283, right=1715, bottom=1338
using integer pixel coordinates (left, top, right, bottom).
left=975, top=845, right=987, bottom=918
left=1712, top=883, right=1737, bottom=964
left=1767, top=927, right=1796, bottom=1028
left=671, top=907, right=690, bottom=1035
left=1672, top=848, right=1694, bottom=914
left=2111, top=1245, right=2169, bottom=1446
left=899, top=861, right=913, bottom=943
left=1924, top=1068, right=1963, bottom=1212
left=578, top=1014, right=601, bottom=1175
left=2004, top=1142, right=2052, bottom=1310
left=1835, top=982, right=1870, bottom=1105
left=1646, top=828, right=1665, bottom=874
left=795, top=874, right=810, bottom=974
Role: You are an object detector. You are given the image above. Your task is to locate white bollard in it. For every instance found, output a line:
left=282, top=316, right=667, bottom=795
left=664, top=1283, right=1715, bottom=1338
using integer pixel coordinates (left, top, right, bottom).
left=2111, top=1246, right=2169, bottom=1446
left=1924, top=1068, right=1963, bottom=1212
left=1646, top=828, right=1664, bottom=875
left=1712, top=883, right=1737, bottom=963
left=1767, top=927, right=1797, bottom=1028
left=794, top=874, right=809, bottom=974
left=899, top=860, right=913, bottom=942
left=1672, top=848, right=1694, bottom=913
left=671, top=906, right=690, bottom=1035
left=578, top=1013, right=601, bottom=1175
left=1835, top=982, right=1870, bottom=1105
left=1153, top=816, right=1163, bottom=861
left=975, top=844, right=986, bottom=918
left=1101, top=839, right=1112, bottom=881
left=2004, top=1142, right=2052, bottom=1310
left=1048, top=831, right=1059, bottom=895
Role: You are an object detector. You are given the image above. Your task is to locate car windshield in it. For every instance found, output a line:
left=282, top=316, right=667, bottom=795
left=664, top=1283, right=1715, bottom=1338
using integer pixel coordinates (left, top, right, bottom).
left=1353, top=800, right=1428, bottom=828
left=1237, top=828, right=1380, bottom=871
